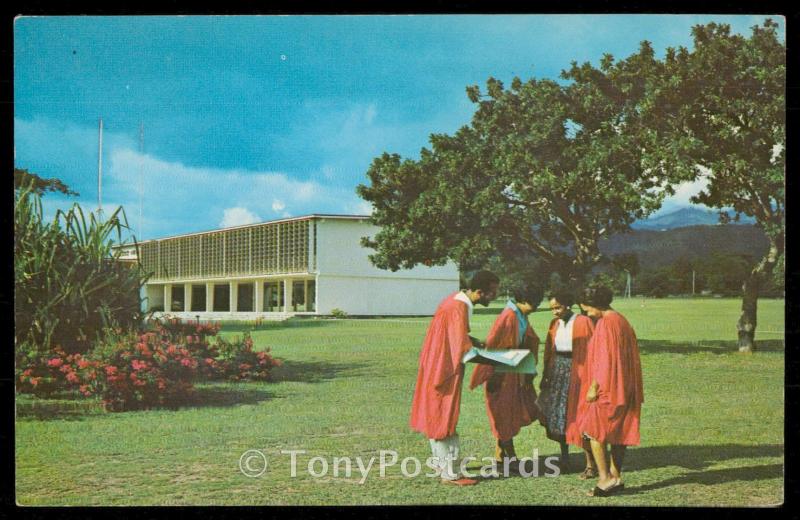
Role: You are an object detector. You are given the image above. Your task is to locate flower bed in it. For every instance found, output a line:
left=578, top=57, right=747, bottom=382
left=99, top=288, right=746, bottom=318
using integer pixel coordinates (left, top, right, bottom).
left=16, top=319, right=282, bottom=412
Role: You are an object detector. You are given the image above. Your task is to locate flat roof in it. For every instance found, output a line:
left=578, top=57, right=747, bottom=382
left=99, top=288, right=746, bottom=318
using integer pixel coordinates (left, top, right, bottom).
left=124, top=214, right=371, bottom=246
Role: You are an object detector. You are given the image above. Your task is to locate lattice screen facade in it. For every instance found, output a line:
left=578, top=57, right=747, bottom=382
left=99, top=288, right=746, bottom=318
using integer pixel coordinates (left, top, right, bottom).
left=139, top=219, right=312, bottom=281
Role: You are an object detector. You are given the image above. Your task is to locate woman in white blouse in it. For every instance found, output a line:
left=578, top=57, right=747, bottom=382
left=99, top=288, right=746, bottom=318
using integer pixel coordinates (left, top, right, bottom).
left=538, top=290, right=597, bottom=477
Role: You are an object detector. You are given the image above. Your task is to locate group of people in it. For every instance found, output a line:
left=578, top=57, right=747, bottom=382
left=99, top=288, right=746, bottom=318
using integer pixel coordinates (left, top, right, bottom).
left=409, top=270, right=644, bottom=497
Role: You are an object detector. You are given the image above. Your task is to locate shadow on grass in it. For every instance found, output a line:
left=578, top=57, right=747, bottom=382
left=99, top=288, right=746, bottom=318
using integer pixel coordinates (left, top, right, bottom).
left=180, top=384, right=280, bottom=409
left=16, top=398, right=106, bottom=421
left=270, top=359, right=372, bottom=383
left=561, top=443, right=783, bottom=493
left=619, top=443, right=784, bottom=472
left=619, top=463, right=783, bottom=495
left=16, top=383, right=282, bottom=421
left=638, top=339, right=784, bottom=355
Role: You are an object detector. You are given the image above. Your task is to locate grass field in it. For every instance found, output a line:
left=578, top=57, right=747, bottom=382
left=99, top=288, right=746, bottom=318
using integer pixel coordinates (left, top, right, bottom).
left=15, top=298, right=784, bottom=506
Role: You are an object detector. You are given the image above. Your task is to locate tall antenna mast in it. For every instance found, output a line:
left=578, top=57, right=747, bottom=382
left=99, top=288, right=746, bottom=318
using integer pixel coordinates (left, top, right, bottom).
left=138, top=122, right=144, bottom=238
left=97, top=118, right=104, bottom=215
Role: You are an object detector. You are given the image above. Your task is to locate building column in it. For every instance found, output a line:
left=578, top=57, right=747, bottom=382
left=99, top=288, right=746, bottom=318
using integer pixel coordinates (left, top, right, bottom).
left=164, top=284, right=172, bottom=312
left=255, top=281, right=264, bottom=313
left=206, top=282, right=214, bottom=312
left=184, top=283, right=193, bottom=312
left=230, top=281, right=238, bottom=312
left=283, top=278, right=292, bottom=313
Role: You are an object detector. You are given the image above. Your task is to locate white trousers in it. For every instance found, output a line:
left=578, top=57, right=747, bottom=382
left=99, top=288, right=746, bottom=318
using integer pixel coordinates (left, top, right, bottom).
left=429, top=434, right=461, bottom=480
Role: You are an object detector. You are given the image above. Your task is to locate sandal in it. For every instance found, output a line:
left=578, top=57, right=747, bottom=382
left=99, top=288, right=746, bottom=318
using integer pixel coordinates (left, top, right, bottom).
left=588, top=480, right=623, bottom=497
left=578, top=467, right=598, bottom=480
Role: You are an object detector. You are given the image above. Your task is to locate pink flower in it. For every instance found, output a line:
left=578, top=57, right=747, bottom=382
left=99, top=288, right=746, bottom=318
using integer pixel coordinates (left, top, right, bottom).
left=180, top=358, right=193, bottom=367
left=78, top=359, right=90, bottom=369
left=47, top=358, right=63, bottom=368
left=66, top=372, right=79, bottom=383
left=105, top=365, right=118, bottom=376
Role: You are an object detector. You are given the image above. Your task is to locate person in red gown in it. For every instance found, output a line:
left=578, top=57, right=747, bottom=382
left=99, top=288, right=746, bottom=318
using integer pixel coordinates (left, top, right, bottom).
left=469, top=285, right=543, bottom=469
left=576, top=286, right=644, bottom=496
left=538, top=290, right=596, bottom=477
left=410, top=270, right=500, bottom=486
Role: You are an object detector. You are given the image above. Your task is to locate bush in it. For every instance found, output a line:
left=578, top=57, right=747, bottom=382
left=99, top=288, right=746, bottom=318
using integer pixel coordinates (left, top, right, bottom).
left=17, top=319, right=282, bottom=411
left=330, top=308, right=349, bottom=319
left=14, top=182, right=148, bottom=357
left=16, top=345, right=103, bottom=398
left=214, top=333, right=282, bottom=382
left=97, top=330, right=200, bottom=411
left=16, top=305, right=283, bottom=410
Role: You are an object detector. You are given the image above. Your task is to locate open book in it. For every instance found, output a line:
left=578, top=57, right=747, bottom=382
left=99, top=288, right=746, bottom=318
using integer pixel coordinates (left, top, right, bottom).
left=462, top=347, right=537, bottom=375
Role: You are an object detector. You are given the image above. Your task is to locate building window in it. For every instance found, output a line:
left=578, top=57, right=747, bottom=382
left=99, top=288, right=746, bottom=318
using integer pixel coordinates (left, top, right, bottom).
left=238, top=282, right=254, bottom=312
left=292, top=280, right=306, bottom=312
left=171, top=285, right=184, bottom=312
left=213, top=284, right=230, bottom=312
left=307, top=280, right=316, bottom=312
left=191, top=285, right=206, bottom=312
left=264, top=281, right=283, bottom=312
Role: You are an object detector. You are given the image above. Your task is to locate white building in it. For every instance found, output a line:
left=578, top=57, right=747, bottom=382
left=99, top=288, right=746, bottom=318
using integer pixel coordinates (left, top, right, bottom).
left=122, top=215, right=459, bottom=320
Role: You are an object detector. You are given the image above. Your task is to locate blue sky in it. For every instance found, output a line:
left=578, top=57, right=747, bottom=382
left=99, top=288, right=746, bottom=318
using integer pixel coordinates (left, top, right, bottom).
left=14, top=14, right=783, bottom=240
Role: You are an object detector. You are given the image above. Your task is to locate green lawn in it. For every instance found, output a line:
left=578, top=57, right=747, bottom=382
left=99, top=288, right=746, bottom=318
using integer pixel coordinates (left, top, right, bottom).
left=16, top=298, right=784, bottom=506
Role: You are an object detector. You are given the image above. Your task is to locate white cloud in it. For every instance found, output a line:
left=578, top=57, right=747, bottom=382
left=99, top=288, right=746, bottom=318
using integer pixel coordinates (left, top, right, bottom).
left=670, top=176, right=709, bottom=206
left=220, top=207, right=261, bottom=228
left=104, top=147, right=366, bottom=238
left=14, top=116, right=432, bottom=240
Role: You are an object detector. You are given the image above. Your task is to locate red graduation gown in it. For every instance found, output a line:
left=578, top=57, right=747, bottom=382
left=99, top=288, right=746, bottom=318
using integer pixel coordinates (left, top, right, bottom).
left=542, top=314, right=595, bottom=447
left=410, top=292, right=473, bottom=440
left=468, top=307, right=541, bottom=441
left=577, top=311, right=644, bottom=446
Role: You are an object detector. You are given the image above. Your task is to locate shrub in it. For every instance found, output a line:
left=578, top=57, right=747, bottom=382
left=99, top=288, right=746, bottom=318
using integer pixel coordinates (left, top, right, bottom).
left=97, top=330, right=199, bottom=412
left=16, top=345, right=103, bottom=398
left=214, top=332, right=282, bottom=382
left=14, top=182, right=148, bottom=357
left=16, top=315, right=283, bottom=411
left=330, top=308, right=349, bottom=319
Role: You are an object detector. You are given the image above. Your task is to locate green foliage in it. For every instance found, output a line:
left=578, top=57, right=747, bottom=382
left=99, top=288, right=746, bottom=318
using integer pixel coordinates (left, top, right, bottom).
left=330, top=308, right=349, bottom=319
left=634, top=20, right=785, bottom=279
left=357, top=67, right=670, bottom=283
left=14, top=168, right=79, bottom=196
left=14, top=180, right=148, bottom=357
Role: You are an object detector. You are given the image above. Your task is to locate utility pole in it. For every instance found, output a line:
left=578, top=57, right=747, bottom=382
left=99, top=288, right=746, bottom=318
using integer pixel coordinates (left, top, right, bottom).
left=139, top=122, right=144, bottom=238
left=97, top=118, right=104, bottom=215
left=624, top=269, right=632, bottom=298
left=692, top=270, right=696, bottom=296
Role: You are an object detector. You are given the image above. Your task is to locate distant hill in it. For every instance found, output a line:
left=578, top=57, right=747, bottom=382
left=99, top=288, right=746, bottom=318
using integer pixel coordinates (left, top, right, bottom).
left=600, top=224, right=768, bottom=269
left=632, top=207, right=755, bottom=230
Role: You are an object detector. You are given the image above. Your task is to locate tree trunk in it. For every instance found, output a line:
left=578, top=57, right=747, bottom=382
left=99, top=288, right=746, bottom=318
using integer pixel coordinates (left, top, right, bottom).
left=737, top=237, right=781, bottom=353
left=737, top=271, right=759, bottom=353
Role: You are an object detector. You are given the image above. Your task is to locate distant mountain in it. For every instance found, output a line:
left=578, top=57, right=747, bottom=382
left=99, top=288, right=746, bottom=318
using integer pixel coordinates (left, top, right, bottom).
left=600, top=224, right=768, bottom=269
left=632, top=207, right=755, bottom=230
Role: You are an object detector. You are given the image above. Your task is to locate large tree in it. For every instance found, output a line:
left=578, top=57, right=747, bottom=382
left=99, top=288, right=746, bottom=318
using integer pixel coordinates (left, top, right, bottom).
left=357, top=52, right=671, bottom=287
left=629, top=21, right=785, bottom=351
